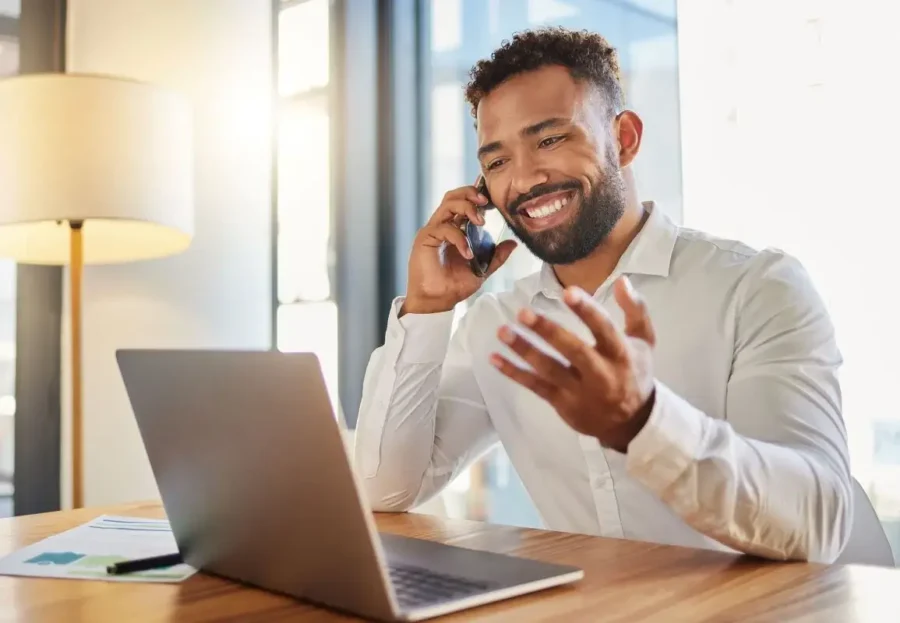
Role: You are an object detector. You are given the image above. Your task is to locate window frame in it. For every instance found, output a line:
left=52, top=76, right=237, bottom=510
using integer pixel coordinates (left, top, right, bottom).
left=375, top=0, right=429, bottom=330
left=273, top=0, right=385, bottom=427
left=271, top=0, right=433, bottom=428
left=0, top=15, right=17, bottom=39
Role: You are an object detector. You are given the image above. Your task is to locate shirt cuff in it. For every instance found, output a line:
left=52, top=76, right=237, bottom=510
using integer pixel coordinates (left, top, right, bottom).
left=625, top=380, right=707, bottom=492
left=387, top=296, right=456, bottom=364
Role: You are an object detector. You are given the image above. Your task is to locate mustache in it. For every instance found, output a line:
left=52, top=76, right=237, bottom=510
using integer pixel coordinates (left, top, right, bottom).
left=507, top=181, right=582, bottom=216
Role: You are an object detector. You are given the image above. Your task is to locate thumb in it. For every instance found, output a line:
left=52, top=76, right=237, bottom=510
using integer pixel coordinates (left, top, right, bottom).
left=485, top=240, right=518, bottom=277
left=614, top=276, right=655, bottom=345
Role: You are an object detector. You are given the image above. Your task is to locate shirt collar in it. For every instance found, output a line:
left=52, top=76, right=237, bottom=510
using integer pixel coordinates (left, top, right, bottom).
left=534, top=201, right=679, bottom=301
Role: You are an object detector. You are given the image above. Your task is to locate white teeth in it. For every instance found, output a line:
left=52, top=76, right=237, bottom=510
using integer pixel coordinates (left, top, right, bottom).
left=526, top=197, right=566, bottom=219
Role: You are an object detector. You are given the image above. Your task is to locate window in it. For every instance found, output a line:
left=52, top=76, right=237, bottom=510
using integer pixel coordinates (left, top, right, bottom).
left=0, top=1, right=19, bottom=518
left=275, top=0, right=340, bottom=415
left=678, top=0, right=900, bottom=563
left=421, top=0, right=681, bottom=525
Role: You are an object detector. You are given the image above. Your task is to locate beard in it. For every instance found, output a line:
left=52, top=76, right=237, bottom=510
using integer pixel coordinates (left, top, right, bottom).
left=503, top=152, right=626, bottom=265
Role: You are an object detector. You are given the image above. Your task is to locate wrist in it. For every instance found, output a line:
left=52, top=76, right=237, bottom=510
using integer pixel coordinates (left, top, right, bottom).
left=400, top=296, right=457, bottom=317
left=605, top=388, right=656, bottom=453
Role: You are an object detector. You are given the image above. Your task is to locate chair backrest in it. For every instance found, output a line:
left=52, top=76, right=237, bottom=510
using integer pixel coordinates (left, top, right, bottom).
left=835, top=478, right=895, bottom=567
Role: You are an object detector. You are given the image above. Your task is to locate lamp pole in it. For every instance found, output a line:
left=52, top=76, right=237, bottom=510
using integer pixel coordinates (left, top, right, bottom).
left=70, top=220, right=83, bottom=509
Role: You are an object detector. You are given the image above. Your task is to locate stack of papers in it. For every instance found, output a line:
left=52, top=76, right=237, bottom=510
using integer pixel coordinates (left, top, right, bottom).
left=0, top=515, right=198, bottom=582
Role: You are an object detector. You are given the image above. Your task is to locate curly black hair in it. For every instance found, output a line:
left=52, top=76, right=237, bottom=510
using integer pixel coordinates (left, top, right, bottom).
left=464, top=27, right=623, bottom=119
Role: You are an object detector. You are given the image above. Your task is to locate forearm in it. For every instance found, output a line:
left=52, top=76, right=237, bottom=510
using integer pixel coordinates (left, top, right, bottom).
left=354, top=352, right=440, bottom=511
left=355, top=299, right=496, bottom=512
left=626, top=382, right=852, bottom=562
left=357, top=365, right=494, bottom=512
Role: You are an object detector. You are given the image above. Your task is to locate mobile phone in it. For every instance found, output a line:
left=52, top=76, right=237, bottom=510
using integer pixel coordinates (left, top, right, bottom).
left=464, top=178, right=497, bottom=277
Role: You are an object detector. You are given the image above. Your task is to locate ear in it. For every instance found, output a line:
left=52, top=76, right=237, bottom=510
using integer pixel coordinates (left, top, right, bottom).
left=614, top=110, right=643, bottom=168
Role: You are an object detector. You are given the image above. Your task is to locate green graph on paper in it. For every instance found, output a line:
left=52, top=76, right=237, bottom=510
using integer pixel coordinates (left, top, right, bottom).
left=24, top=552, right=182, bottom=579
left=0, top=516, right=198, bottom=583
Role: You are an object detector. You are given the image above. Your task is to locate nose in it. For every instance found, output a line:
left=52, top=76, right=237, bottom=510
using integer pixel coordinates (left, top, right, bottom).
left=509, top=151, right=549, bottom=200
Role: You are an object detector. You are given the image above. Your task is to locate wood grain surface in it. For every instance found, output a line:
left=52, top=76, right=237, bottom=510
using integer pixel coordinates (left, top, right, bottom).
left=0, top=502, right=896, bottom=622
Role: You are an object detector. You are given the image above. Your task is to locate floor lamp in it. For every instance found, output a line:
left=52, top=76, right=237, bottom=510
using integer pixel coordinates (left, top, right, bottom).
left=0, top=74, right=194, bottom=508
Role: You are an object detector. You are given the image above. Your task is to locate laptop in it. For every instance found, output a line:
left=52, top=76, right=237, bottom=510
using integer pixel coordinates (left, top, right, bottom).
left=116, top=349, right=583, bottom=621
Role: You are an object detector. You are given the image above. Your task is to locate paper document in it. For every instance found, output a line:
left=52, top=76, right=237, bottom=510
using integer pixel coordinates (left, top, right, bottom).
left=0, top=515, right=197, bottom=582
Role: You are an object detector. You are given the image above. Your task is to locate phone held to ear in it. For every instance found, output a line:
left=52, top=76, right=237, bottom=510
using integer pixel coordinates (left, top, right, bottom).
left=464, top=177, right=498, bottom=277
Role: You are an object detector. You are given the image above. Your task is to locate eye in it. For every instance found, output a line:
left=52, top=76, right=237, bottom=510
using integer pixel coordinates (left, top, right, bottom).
left=485, top=158, right=508, bottom=171
left=538, top=135, right=566, bottom=148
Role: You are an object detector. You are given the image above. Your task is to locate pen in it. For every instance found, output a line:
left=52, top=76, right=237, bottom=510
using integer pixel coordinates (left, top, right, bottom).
left=106, top=552, right=183, bottom=575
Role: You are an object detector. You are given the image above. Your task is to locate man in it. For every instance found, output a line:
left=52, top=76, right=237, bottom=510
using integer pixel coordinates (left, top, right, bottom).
left=354, top=27, right=852, bottom=563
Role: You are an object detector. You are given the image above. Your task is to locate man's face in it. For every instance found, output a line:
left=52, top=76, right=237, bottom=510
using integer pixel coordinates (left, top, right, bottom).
left=476, top=65, right=631, bottom=265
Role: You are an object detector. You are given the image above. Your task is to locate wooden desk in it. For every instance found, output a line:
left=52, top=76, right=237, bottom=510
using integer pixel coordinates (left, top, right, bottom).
left=0, top=502, right=896, bottom=622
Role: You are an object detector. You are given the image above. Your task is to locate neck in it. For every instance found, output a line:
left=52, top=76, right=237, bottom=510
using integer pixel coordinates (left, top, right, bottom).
left=551, top=175, right=646, bottom=294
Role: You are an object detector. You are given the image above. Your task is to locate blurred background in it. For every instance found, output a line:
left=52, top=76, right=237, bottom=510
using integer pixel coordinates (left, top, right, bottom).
left=0, top=0, right=19, bottom=517
left=2, top=0, right=898, bottom=564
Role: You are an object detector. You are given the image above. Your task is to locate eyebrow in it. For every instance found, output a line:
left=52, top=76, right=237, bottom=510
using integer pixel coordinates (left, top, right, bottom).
left=476, top=117, right=570, bottom=160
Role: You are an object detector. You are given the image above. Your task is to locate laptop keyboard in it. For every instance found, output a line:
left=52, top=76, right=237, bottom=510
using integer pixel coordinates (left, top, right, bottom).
left=389, top=563, right=492, bottom=608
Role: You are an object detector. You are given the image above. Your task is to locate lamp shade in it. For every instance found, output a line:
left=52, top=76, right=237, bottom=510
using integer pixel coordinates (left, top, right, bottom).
left=0, top=73, right=193, bottom=265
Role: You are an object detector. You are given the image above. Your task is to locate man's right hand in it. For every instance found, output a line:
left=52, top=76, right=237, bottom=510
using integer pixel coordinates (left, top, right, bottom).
left=402, top=184, right=518, bottom=316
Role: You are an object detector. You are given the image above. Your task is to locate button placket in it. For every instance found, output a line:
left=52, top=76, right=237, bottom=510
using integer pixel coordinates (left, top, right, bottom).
left=573, top=280, right=625, bottom=538
left=577, top=434, right=624, bottom=538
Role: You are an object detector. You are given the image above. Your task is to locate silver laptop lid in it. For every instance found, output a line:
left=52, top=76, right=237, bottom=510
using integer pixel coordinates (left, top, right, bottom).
left=117, top=349, right=398, bottom=619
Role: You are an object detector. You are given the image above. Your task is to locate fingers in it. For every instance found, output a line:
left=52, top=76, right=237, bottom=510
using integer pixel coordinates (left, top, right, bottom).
left=613, top=277, right=656, bottom=346
left=515, top=308, right=616, bottom=383
left=443, top=199, right=485, bottom=229
left=489, top=353, right=560, bottom=404
left=423, top=223, right=472, bottom=260
left=484, top=239, right=518, bottom=276
left=428, top=187, right=488, bottom=227
left=563, top=287, right=629, bottom=361
left=455, top=185, right=489, bottom=207
left=496, top=325, right=575, bottom=389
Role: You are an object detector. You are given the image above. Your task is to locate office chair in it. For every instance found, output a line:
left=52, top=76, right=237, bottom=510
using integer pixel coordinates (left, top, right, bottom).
left=835, top=478, right=896, bottom=567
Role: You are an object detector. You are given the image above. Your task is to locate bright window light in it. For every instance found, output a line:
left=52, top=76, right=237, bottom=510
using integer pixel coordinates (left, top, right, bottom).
left=277, top=96, right=331, bottom=303
left=277, top=301, right=339, bottom=418
left=678, top=0, right=900, bottom=523
left=275, top=0, right=339, bottom=424
left=278, top=0, right=329, bottom=96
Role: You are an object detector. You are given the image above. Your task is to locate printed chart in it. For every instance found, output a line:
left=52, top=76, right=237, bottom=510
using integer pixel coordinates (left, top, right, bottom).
left=0, top=515, right=197, bottom=582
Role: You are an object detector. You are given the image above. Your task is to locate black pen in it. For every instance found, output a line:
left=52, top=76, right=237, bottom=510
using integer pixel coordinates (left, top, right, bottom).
left=106, top=552, right=183, bottom=575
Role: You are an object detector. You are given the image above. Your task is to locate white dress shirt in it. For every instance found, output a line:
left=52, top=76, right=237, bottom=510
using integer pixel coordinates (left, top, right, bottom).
left=354, top=202, right=853, bottom=563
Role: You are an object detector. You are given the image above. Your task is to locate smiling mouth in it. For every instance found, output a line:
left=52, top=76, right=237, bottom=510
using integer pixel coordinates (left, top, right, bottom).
left=518, top=191, right=577, bottom=229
